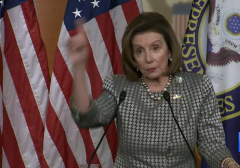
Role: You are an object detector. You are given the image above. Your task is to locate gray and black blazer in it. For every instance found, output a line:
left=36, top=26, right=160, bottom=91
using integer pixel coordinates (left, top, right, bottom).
left=71, top=72, right=232, bottom=168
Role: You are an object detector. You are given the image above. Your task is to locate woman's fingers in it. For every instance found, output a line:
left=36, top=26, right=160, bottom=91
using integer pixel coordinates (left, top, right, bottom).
left=67, top=18, right=89, bottom=64
left=75, top=18, right=85, bottom=34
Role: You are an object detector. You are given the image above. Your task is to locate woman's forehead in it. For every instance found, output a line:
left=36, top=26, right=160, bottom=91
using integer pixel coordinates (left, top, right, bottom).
left=132, top=32, right=165, bottom=45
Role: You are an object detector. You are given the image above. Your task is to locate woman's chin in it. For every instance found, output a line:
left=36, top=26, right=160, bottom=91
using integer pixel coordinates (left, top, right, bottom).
left=144, top=73, right=162, bottom=80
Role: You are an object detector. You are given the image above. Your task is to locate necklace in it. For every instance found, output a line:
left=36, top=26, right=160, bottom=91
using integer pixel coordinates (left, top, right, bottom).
left=141, top=75, right=172, bottom=101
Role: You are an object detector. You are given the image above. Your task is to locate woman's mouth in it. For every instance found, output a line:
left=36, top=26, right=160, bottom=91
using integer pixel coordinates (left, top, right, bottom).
left=146, top=68, right=156, bottom=72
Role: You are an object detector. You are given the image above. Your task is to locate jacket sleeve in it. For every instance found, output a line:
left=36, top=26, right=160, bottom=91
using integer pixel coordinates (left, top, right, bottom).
left=197, top=75, right=232, bottom=168
left=70, top=75, right=118, bottom=128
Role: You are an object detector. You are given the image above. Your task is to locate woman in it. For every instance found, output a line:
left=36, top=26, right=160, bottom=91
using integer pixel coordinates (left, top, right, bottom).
left=69, top=12, right=239, bottom=168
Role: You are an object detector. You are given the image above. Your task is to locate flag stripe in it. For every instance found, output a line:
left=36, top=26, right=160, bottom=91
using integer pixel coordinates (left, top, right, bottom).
left=67, top=28, right=104, bottom=99
left=109, top=6, right=128, bottom=53
left=185, top=15, right=189, bottom=36
left=121, top=0, right=140, bottom=24
left=46, top=102, right=79, bottom=167
left=0, top=15, right=5, bottom=167
left=15, top=2, right=50, bottom=129
left=70, top=30, right=105, bottom=166
left=84, top=18, right=113, bottom=81
left=71, top=22, right=115, bottom=167
left=1, top=0, right=50, bottom=167
left=52, top=44, right=101, bottom=165
left=3, top=11, right=44, bottom=168
left=0, top=14, right=4, bottom=168
left=81, top=45, right=103, bottom=165
left=95, top=11, right=120, bottom=161
left=103, top=124, right=118, bottom=161
left=84, top=19, right=116, bottom=166
left=85, top=41, right=104, bottom=99
left=96, top=12, right=123, bottom=74
left=136, top=0, right=143, bottom=13
left=174, top=15, right=177, bottom=38
left=183, top=15, right=188, bottom=37
left=2, top=150, right=10, bottom=168
left=79, top=129, right=100, bottom=165
left=53, top=48, right=73, bottom=107
left=78, top=34, right=107, bottom=166
left=2, top=45, right=40, bottom=168
left=180, top=15, right=184, bottom=37
left=178, top=15, right=181, bottom=37
left=177, top=15, right=180, bottom=38
left=8, top=3, right=49, bottom=165
left=44, top=1, right=143, bottom=167
left=0, top=48, right=2, bottom=88
left=21, top=0, right=50, bottom=90
left=0, top=47, right=3, bottom=168
left=89, top=128, right=114, bottom=168
left=182, top=16, right=185, bottom=37
left=77, top=30, right=106, bottom=165
left=57, top=23, right=74, bottom=77
left=47, top=48, right=81, bottom=167
left=182, top=15, right=185, bottom=37
left=49, top=73, right=88, bottom=165
left=103, top=123, right=118, bottom=162
left=43, top=125, right=65, bottom=168
left=2, top=104, right=25, bottom=168
left=172, top=15, right=176, bottom=35
left=173, top=14, right=189, bottom=39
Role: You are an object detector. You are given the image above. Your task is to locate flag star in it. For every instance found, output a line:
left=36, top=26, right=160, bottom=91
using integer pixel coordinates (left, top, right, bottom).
left=0, top=0, right=4, bottom=7
left=91, top=0, right=100, bottom=8
left=73, top=8, right=82, bottom=18
left=79, top=0, right=85, bottom=1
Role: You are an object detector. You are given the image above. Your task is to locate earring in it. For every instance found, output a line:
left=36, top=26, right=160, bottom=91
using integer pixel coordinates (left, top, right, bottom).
left=136, top=67, right=139, bottom=71
left=169, top=58, right=173, bottom=62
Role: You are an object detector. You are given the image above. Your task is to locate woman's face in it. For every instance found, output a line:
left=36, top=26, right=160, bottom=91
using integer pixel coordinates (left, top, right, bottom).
left=132, top=31, right=171, bottom=80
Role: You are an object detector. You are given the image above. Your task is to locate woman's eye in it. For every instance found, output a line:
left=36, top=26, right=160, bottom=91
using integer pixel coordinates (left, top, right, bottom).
left=135, top=49, right=143, bottom=54
left=152, top=46, right=160, bottom=51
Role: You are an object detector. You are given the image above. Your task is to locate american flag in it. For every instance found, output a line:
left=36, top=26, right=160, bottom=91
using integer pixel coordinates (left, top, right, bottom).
left=0, top=0, right=51, bottom=167
left=44, top=0, right=142, bottom=168
left=172, top=3, right=192, bottom=41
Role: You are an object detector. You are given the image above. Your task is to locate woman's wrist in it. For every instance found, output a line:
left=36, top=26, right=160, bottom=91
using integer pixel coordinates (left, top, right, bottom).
left=221, top=157, right=239, bottom=168
left=73, top=62, right=86, bottom=70
left=73, top=63, right=86, bottom=77
left=226, top=161, right=239, bottom=168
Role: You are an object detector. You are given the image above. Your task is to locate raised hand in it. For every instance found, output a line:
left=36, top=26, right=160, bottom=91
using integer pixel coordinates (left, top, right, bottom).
left=68, top=19, right=89, bottom=66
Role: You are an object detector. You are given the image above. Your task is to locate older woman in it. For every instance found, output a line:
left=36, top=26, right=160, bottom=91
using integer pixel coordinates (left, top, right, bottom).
left=69, top=12, right=239, bottom=168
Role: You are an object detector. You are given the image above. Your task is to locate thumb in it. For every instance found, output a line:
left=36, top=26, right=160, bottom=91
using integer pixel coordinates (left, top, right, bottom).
left=75, top=18, right=85, bottom=33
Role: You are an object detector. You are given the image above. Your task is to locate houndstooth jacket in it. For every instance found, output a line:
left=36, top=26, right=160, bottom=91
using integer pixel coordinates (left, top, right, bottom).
left=71, top=72, right=232, bottom=168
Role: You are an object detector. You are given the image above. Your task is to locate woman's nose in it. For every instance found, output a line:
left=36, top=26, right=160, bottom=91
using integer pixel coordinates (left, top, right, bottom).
left=145, top=51, right=153, bottom=63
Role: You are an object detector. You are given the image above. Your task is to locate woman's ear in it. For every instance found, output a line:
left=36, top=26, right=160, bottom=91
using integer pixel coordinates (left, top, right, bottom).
left=168, top=50, right=172, bottom=58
